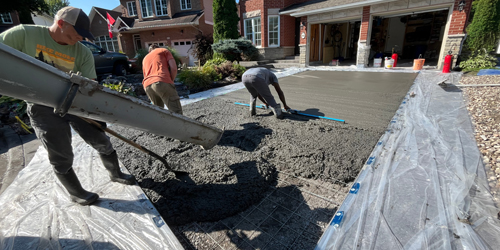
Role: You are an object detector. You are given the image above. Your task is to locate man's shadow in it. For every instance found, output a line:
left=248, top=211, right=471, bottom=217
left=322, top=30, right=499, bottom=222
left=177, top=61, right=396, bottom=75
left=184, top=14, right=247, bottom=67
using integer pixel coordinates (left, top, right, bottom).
left=138, top=160, right=279, bottom=226
left=218, top=123, right=272, bottom=151
left=283, top=108, right=327, bottom=122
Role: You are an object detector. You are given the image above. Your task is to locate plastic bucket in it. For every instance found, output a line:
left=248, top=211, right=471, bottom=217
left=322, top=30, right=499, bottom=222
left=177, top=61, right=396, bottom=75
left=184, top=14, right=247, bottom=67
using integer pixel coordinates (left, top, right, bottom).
left=384, top=58, right=394, bottom=69
left=413, top=59, right=425, bottom=70
left=373, top=58, right=382, bottom=67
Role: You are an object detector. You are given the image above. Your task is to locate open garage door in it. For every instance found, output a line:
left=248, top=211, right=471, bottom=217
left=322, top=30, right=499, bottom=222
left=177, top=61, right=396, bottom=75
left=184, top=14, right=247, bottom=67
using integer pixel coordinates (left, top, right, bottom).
left=370, top=8, right=449, bottom=67
left=310, top=19, right=361, bottom=66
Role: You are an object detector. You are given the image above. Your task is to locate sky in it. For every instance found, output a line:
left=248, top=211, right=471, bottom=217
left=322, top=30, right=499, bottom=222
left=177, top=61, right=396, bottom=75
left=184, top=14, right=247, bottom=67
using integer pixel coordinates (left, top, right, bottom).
left=69, top=0, right=121, bottom=15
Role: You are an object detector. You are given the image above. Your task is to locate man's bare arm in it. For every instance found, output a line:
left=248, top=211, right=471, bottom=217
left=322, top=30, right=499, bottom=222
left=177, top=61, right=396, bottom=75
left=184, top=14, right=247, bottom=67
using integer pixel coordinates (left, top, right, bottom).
left=168, top=58, right=177, bottom=82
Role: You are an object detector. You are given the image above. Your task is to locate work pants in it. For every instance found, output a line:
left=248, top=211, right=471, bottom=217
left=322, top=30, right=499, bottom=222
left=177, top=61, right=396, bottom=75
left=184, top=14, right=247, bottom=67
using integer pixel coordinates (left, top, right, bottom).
left=27, top=104, right=114, bottom=174
left=242, top=74, right=278, bottom=108
left=145, top=82, right=183, bottom=115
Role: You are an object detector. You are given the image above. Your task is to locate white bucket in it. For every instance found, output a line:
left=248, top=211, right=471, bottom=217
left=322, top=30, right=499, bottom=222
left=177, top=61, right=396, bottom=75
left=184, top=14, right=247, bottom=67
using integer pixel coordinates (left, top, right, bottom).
left=373, top=58, right=382, bottom=67
left=384, top=58, right=394, bottom=69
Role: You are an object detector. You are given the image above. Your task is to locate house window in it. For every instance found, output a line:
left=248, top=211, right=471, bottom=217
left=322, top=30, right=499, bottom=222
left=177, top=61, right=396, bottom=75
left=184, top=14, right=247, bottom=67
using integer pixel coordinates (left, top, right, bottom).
left=140, top=0, right=154, bottom=18
left=155, top=0, right=168, bottom=16
left=95, top=36, right=119, bottom=52
left=244, top=17, right=261, bottom=47
left=180, top=0, right=191, bottom=10
left=126, top=2, right=137, bottom=16
left=268, top=16, right=279, bottom=47
left=0, top=13, right=13, bottom=24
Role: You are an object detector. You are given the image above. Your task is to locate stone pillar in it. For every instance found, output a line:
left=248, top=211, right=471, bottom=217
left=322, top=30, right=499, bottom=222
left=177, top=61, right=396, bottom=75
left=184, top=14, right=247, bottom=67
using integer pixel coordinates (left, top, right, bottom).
left=299, top=45, right=306, bottom=64
left=357, top=6, right=371, bottom=68
left=438, top=0, right=472, bottom=69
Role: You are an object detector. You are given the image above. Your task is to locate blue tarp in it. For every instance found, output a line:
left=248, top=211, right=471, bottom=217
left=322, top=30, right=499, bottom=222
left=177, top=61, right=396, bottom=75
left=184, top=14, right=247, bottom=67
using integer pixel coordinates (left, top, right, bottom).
left=477, top=69, right=500, bottom=76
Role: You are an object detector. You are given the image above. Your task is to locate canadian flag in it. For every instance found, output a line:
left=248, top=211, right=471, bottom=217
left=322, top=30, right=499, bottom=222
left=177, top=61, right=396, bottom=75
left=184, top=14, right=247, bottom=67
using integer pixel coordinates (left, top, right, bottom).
left=106, top=12, right=116, bottom=38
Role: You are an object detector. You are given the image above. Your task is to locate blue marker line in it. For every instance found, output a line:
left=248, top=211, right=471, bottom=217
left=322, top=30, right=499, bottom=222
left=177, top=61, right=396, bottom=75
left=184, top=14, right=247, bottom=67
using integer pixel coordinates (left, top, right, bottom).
left=234, top=102, right=345, bottom=123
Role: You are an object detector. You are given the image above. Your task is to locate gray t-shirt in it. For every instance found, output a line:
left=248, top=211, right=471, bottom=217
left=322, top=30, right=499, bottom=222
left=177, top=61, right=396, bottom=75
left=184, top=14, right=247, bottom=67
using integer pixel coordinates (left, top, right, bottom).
left=243, top=67, right=278, bottom=85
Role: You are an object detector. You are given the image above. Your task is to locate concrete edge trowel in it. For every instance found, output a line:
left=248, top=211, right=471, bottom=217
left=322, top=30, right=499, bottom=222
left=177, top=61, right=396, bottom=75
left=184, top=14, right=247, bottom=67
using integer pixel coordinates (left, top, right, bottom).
left=0, top=42, right=224, bottom=167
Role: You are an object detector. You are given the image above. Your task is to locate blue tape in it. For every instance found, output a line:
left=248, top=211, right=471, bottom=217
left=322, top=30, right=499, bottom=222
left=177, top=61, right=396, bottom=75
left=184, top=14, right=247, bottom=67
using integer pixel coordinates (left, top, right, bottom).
left=377, top=141, right=383, bottom=146
left=137, top=194, right=147, bottom=203
left=349, top=183, right=360, bottom=194
left=330, top=211, right=344, bottom=226
left=153, top=216, right=165, bottom=227
left=366, top=156, right=375, bottom=165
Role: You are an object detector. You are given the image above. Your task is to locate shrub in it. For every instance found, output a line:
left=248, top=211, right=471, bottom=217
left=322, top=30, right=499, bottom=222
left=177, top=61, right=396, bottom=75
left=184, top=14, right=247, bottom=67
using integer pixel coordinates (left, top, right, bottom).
left=213, top=0, right=240, bottom=43
left=192, top=33, right=214, bottom=65
left=165, top=46, right=182, bottom=67
left=466, top=0, right=500, bottom=51
left=213, top=61, right=246, bottom=80
left=232, top=62, right=246, bottom=79
left=459, top=49, right=498, bottom=71
left=212, top=38, right=259, bottom=62
left=134, top=48, right=149, bottom=70
left=201, top=65, right=222, bottom=82
left=102, top=77, right=137, bottom=97
left=0, top=96, right=27, bottom=118
left=204, top=55, right=227, bottom=68
left=177, top=68, right=212, bottom=89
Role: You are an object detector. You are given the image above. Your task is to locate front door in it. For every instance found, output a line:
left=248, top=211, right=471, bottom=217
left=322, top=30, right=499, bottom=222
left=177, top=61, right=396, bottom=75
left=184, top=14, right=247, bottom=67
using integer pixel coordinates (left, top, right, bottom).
left=295, top=18, right=301, bottom=55
left=310, top=24, right=320, bottom=62
left=133, top=34, right=142, bottom=51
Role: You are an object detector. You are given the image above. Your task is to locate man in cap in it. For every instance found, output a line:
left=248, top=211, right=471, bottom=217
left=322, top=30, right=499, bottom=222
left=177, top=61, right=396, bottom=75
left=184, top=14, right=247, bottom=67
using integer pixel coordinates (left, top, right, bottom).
left=0, top=7, right=135, bottom=205
left=242, top=67, right=291, bottom=119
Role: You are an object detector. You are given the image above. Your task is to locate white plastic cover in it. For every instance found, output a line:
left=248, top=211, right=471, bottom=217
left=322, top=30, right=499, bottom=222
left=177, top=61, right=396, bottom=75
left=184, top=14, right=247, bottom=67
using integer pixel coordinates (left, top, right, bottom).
left=0, top=134, right=184, bottom=249
left=316, top=71, right=500, bottom=249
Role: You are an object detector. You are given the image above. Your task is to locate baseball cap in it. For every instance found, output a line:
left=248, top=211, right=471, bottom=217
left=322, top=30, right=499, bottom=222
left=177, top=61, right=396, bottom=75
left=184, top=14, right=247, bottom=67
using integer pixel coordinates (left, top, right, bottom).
left=55, top=7, right=95, bottom=40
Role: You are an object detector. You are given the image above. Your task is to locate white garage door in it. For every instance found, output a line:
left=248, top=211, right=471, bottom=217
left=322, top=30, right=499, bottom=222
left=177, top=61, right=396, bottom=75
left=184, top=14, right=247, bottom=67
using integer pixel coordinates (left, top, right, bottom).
left=172, top=40, right=197, bottom=66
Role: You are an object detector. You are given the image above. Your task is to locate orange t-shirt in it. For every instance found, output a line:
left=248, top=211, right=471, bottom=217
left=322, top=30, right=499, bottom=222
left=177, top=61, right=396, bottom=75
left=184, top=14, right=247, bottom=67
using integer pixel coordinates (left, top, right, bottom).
left=142, top=48, right=175, bottom=87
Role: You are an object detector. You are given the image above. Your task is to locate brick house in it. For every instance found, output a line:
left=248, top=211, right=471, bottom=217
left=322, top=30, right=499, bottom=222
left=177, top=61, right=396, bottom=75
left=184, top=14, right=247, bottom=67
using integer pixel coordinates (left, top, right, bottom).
left=238, top=0, right=472, bottom=69
left=114, top=0, right=214, bottom=65
left=89, top=7, right=124, bottom=52
left=0, top=11, right=21, bottom=33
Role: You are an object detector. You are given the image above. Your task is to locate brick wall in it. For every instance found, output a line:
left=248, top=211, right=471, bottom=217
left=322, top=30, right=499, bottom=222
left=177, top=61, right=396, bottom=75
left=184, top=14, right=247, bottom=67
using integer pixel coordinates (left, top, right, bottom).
left=359, top=6, right=370, bottom=41
left=282, top=15, right=295, bottom=47
left=448, top=0, right=471, bottom=35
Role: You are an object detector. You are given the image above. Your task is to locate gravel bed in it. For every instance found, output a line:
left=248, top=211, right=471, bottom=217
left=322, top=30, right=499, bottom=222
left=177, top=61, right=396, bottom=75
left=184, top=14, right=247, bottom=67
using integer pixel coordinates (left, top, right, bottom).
left=460, top=75, right=500, bottom=207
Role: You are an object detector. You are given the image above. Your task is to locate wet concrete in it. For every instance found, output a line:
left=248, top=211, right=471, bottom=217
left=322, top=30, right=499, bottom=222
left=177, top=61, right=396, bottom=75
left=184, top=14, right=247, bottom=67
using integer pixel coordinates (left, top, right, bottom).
left=109, top=71, right=416, bottom=241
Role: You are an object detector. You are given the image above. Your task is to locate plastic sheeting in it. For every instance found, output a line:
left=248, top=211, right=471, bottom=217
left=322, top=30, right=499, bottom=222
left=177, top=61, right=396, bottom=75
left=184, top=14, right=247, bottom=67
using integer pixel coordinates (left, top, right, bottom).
left=0, top=134, right=184, bottom=249
left=477, top=69, right=500, bottom=76
left=316, top=71, right=500, bottom=249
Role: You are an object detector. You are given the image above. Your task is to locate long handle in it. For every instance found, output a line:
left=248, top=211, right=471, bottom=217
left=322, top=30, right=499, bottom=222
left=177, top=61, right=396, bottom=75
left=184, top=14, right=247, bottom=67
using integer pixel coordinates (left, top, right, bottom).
left=80, top=117, right=176, bottom=171
left=82, top=117, right=149, bottom=154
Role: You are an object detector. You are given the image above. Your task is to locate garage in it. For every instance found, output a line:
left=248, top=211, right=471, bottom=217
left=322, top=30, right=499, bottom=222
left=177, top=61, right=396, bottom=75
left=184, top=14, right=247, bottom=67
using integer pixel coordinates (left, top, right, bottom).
left=369, top=8, right=449, bottom=67
left=309, top=20, right=361, bottom=66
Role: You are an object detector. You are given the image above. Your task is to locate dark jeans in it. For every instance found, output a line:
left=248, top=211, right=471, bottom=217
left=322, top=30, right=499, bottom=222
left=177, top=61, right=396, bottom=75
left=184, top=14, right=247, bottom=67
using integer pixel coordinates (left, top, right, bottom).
left=27, top=104, right=114, bottom=174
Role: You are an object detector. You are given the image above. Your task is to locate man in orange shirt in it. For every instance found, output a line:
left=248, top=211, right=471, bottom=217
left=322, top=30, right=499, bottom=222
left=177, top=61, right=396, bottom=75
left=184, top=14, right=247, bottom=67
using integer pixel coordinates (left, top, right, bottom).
left=142, top=44, right=182, bottom=114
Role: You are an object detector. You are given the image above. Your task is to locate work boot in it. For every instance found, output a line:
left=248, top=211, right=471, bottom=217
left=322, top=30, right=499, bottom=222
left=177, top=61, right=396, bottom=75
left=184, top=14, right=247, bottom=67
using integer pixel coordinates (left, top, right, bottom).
left=54, top=168, right=99, bottom=205
left=250, top=97, right=256, bottom=116
left=99, top=150, right=136, bottom=185
left=271, top=104, right=283, bottom=119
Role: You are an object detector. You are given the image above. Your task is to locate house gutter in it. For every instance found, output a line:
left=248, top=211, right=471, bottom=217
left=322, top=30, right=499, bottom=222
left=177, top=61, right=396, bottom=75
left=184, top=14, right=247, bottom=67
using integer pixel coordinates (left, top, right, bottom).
left=290, top=0, right=398, bottom=17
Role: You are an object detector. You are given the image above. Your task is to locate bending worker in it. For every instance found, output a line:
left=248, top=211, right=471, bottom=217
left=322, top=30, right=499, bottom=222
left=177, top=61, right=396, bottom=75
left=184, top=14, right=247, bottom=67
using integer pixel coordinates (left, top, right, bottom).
left=0, top=7, right=135, bottom=205
left=142, top=44, right=183, bottom=114
left=242, top=67, right=291, bottom=119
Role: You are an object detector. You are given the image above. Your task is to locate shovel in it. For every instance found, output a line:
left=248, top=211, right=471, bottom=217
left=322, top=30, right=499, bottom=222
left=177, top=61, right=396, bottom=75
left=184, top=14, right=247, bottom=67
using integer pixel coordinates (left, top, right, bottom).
left=81, top=117, right=190, bottom=178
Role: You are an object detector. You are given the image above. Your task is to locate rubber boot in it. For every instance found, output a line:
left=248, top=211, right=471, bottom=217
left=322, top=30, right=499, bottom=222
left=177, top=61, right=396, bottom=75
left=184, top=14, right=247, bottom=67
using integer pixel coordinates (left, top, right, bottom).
left=250, top=97, right=256, bottom=116
left=271, top=104, right=283, bottom=119
left=99, top=150, right=136, bottom=185
left=54, top=168, right=99, bottom=205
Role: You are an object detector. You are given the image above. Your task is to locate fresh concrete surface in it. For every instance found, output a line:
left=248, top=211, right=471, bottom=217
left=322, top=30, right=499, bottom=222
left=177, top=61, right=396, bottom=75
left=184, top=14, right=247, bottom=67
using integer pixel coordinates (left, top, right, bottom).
left=221, top=71, right=417, bottom=129
left=0, top=126, right=40, bottom=195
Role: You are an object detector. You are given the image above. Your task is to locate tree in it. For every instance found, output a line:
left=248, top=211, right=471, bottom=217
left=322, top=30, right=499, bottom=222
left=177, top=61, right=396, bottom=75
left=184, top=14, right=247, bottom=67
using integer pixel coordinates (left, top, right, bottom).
left=0, top=0, right=49, bottom=24
left=466, top=0, right=500, bottom=51
left=45, top=0, right=70, bottom=17
left=213, top=0, right=240, bottom=43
